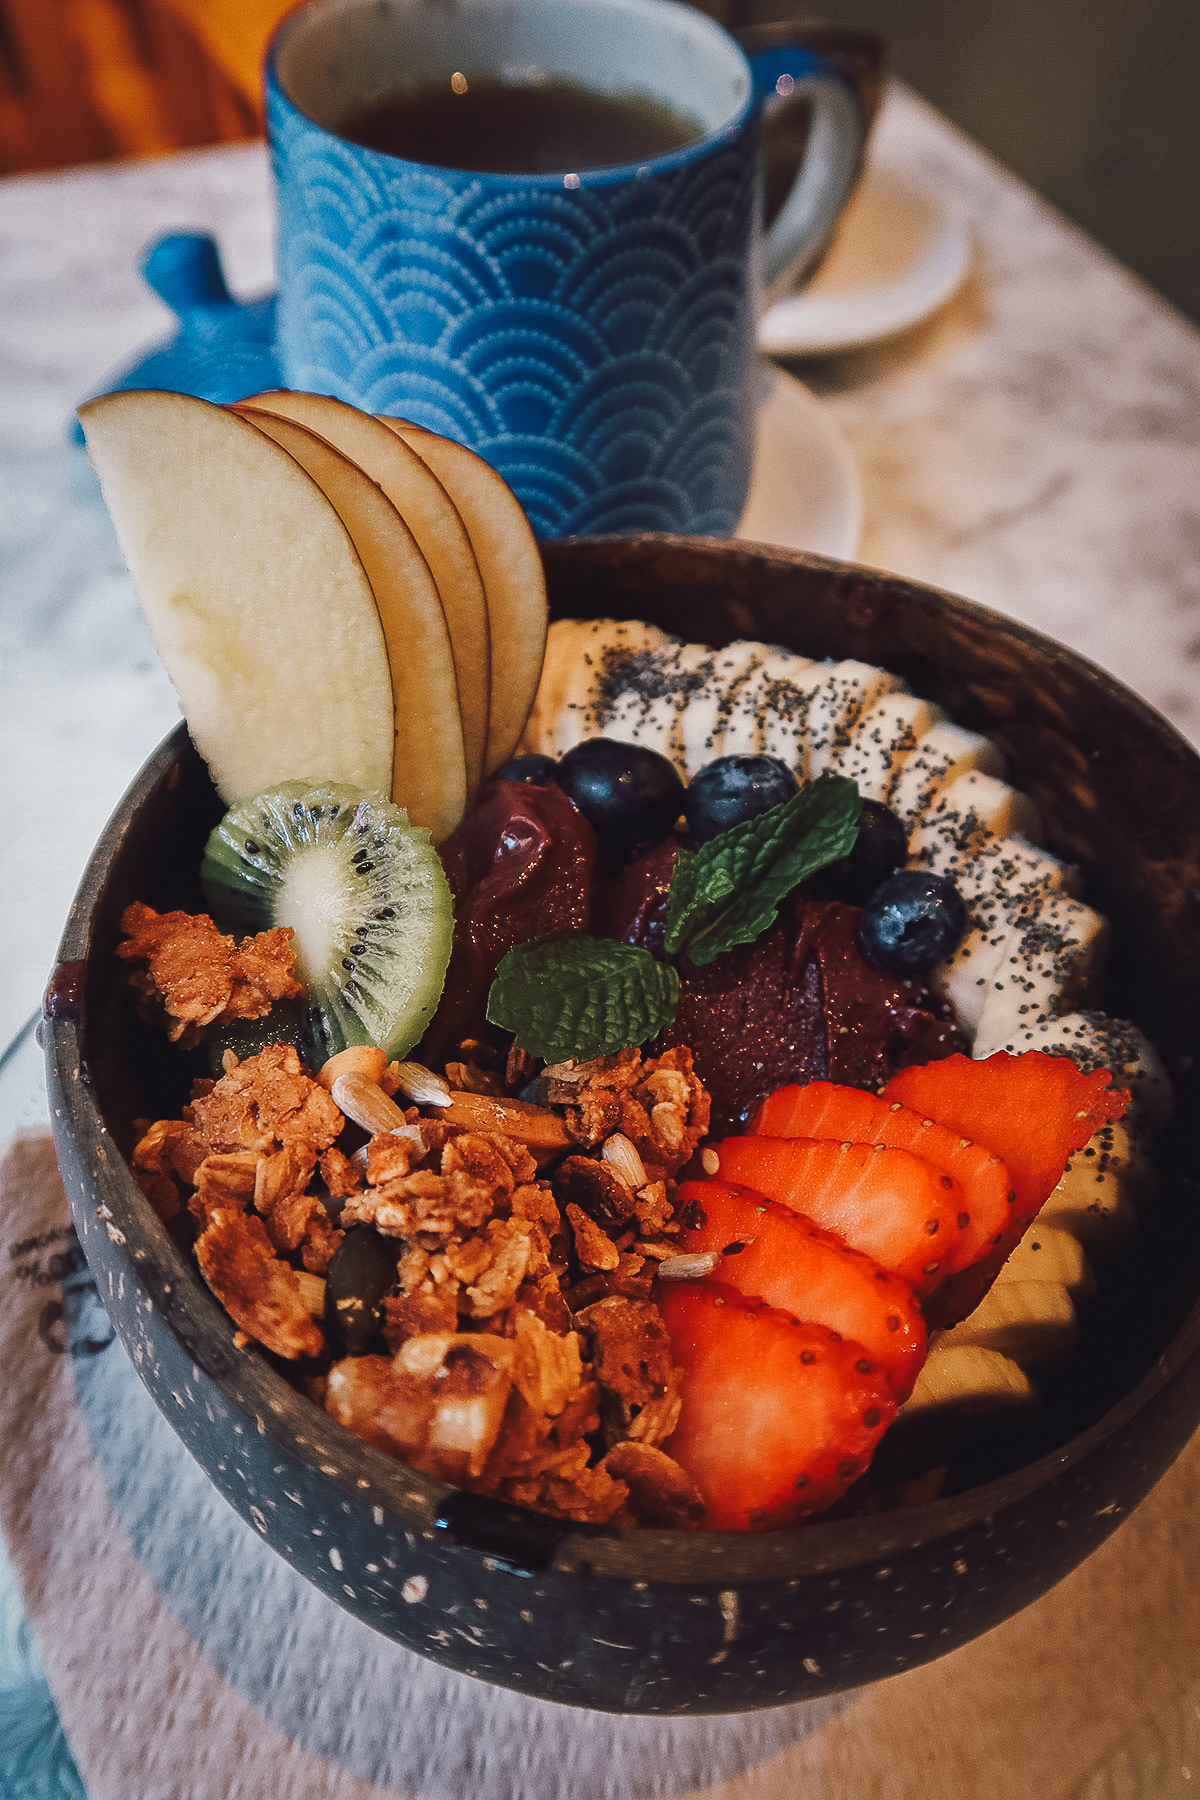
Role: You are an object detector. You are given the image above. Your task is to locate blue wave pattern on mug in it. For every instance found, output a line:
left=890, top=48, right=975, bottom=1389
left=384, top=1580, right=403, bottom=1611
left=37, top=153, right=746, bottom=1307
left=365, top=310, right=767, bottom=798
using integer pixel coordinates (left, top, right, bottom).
left=269, top=93, right=760, bottom=538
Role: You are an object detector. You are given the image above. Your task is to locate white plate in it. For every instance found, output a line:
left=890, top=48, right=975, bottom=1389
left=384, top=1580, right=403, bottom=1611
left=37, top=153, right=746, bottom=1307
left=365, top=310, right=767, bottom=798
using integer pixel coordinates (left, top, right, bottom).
left=758, top=159, right=971, bottom=357
left=736, top=363, right=862, bottom=559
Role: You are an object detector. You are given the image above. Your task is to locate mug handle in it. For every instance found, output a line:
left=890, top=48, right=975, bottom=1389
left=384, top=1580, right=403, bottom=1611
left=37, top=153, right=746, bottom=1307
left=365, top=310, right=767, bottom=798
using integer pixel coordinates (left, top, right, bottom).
left=736, top=24, right=886, bottom=298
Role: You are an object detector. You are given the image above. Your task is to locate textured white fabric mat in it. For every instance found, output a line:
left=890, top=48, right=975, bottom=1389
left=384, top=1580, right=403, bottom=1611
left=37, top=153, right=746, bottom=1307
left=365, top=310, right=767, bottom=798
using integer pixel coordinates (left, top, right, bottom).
left=3, top=1126, right=1200, bottom=1800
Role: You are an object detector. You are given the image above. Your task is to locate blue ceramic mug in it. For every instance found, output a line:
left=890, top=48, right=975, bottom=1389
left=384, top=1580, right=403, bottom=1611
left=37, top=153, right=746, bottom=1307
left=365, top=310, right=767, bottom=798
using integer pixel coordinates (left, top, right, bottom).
left=266, top=0, right=875, bottom=538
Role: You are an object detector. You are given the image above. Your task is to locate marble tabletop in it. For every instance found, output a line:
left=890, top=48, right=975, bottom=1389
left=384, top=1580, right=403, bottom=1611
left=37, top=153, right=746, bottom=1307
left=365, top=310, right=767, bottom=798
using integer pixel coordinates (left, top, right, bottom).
left=3, top=77, right=1200, bottom=1800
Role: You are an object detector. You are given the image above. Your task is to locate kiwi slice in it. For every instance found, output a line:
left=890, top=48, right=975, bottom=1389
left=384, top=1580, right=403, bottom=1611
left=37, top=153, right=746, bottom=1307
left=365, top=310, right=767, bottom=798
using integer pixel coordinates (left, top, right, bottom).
left=201, top=781, right=454, bottom=1065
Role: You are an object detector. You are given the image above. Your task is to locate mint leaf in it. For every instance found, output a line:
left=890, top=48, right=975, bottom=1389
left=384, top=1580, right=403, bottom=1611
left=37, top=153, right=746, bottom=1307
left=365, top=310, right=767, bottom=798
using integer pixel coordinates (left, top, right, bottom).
left=486, top=934, right=680, bottom=1063
left=665, top=774, right=861, bottom=967
left=483, top=775, right=861, bottom=1061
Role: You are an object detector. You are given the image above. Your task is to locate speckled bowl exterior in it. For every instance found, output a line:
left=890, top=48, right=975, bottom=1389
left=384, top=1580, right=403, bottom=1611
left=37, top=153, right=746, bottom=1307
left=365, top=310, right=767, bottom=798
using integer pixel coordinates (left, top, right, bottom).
left=45, top=536, right=1200, bottom=1714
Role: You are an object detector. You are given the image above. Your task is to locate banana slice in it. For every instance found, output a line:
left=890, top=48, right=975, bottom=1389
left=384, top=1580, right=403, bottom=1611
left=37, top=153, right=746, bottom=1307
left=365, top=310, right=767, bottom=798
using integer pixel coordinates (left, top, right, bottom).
left=717, top=646, right=815, bottom=761
left=1074, top=1114, right=1157, bottom=1203
left=919, top=827, right=1086, bottom=1033
left=926, top=885, right=1105, bottom=1041
left=971, top=892, right=1110, bottom=1057
left=899, top=1345, right=1038, bottom=1419
left=923, top=889, right=1108, bottom=1052
left=915, top=830, right=1080, bottom=905
left=906, top=1129, right=1129, bottom=1385
left=1038, top=1149, right=1140, bottom=1254
left=599, top=641, right=704, bottom=768
left=757, top=658, right=847, bottom=770
left=908, top=769, right=1042, bottom=862
left=934, top=1279, right=1080, bottom=1365
left=520, top=617, right=676, bottom=759
left=993, top=1217, right=1097, bottom=1300
left=674, top=641, right=768, bottom=772
left=827, top=692, right=943, bottom=800
left=927, top=907, right=1022, bottom=1034
left=803, top=661, right=907, bottom=775
left=518, top=618, right=596, bottom=758
left=887, top=721, right=1005, bottom=823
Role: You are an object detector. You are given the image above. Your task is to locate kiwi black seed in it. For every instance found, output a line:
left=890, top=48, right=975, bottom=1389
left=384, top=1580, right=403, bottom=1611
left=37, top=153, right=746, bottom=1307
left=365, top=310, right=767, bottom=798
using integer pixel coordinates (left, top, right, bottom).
left=200, top=780, right=454, bottom=1066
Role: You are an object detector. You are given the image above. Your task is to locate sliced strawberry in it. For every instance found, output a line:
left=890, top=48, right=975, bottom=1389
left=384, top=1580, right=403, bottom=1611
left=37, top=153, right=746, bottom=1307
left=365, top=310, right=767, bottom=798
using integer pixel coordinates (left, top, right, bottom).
left=884, top=1051, right=1127, bottom=1220
left=751, top=1080, right=1015, bottom=1288
left=659, top=1280, right=896, bottom=1530
left=883, top=1050, right=1129, bottom=1317
left=674, top=1178, right=927, bottom=1401
left=711, top=1134, right=967, bottom=1296
left=754, top=1080, right=909, bottom=1143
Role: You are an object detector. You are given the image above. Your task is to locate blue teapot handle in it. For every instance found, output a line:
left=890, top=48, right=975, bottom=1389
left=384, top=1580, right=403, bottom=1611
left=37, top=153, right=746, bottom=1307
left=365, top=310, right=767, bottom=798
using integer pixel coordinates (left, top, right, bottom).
left=739, top=26, right=884, bottom=297
left=139, top=232, right=237, bottom=324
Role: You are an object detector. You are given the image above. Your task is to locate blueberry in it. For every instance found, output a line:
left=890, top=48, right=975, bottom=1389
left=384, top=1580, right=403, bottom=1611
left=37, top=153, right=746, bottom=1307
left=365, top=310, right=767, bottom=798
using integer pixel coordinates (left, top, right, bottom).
left=491, top=753, right=557, bottom=785
left=554, top=738, right=684, bottom=846
left=857, top=870, right=968, bottom=975
left=684, top=755, right=799, bottom=844
left=810, top=799, right=909, bottom=904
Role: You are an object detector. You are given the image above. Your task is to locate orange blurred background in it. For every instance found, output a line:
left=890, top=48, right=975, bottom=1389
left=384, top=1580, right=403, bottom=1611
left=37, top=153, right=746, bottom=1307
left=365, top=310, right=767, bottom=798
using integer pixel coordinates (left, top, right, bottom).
left=0, top=0, right=291, bottom=172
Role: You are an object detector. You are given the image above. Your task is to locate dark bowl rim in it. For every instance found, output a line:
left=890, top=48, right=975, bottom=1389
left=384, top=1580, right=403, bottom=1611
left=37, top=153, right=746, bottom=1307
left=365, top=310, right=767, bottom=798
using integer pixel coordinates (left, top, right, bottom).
left=45, top=532, right=1200, bottom=1587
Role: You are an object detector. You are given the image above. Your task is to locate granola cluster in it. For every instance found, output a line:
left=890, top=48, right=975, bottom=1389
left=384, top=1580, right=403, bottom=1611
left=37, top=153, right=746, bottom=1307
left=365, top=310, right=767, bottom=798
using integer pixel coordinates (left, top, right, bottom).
left=128, top=1035, right=711, bottom=1528
left=117, top=901, right=304, bottom=1046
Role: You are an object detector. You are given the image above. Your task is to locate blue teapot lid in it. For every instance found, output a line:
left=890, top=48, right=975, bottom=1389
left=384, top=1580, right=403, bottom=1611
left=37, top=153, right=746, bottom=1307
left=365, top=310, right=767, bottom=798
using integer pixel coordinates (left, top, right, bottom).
left=73, top=232, right=282, bottom=439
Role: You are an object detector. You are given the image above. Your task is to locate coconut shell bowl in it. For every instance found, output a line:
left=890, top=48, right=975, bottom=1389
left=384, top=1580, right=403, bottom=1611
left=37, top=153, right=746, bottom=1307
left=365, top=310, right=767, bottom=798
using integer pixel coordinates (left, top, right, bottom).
left=43, top=534, right=1200, bottom=1715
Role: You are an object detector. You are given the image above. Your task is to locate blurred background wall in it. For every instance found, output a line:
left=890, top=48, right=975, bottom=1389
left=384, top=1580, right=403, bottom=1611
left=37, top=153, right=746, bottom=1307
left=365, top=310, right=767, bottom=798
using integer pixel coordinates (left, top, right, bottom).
left=747, top=0, right=1200, bottom=330
left=2, top=0, right=1197, bottom=327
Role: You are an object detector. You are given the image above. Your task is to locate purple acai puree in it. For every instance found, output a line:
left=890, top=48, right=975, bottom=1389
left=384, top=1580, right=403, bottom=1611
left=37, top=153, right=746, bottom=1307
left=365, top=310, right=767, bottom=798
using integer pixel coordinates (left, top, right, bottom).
left=650, top=895, right=964, bottom=1135
left=656, top=923, right=827, bottom=1134
left=420, top=780, right=595, bottom=1066
left=591, top=837, right=677, bottom=956
left=422, top=782, right=963, bottom=1126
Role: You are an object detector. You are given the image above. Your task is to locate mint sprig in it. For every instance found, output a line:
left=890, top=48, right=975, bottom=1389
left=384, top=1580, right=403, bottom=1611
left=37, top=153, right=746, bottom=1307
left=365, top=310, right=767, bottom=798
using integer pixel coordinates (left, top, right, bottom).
left=487, top=934, right=679, bottom=1063
left=665, top=774, right=861, bottom=966
left=484, top=773, right=861, bottom=1060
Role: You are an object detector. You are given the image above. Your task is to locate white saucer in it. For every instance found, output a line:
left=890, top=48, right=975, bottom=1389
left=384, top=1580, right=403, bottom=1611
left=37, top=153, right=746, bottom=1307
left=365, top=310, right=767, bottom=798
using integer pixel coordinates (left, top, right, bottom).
left=758, top=159, right=971, bottom=357
left=736, top=363, right=862, bottom=560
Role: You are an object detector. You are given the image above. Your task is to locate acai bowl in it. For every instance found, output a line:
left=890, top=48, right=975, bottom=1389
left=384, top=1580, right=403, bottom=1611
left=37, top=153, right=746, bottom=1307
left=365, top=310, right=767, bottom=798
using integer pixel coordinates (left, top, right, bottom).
left=44, top=486, right=1200, bottom=1710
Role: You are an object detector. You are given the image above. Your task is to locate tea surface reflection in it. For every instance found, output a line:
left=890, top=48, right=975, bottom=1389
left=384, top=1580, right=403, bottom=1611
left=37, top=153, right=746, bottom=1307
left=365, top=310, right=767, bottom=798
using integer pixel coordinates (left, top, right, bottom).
left=337, top=76, right=703, bottom=173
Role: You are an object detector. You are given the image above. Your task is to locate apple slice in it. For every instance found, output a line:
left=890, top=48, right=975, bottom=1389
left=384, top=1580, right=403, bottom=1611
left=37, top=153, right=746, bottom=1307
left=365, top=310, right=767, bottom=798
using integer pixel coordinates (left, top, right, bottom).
left=376, top=419, right=548, bottom=776
left=232, top=407, right=467, bottom=843
left=239, top=391, right=491, bottom=799
left=77, top=390, right=394, bottom=805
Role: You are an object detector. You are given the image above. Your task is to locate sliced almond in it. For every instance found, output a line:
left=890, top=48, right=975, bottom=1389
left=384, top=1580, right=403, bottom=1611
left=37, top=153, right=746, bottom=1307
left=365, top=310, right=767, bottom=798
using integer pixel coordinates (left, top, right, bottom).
left=330, top=1070, right=411, bottom=1136
left=390, top=1061, right=452, bottom=1107
left=656, top=1251, right=723, bottom=1281
left=435, top=1089, right=571, bottom=1151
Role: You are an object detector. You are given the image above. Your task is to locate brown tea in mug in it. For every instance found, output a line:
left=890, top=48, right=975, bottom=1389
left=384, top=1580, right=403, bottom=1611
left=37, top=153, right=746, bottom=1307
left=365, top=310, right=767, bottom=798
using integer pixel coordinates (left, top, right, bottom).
left=336, top=75, right=702, bottom=173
